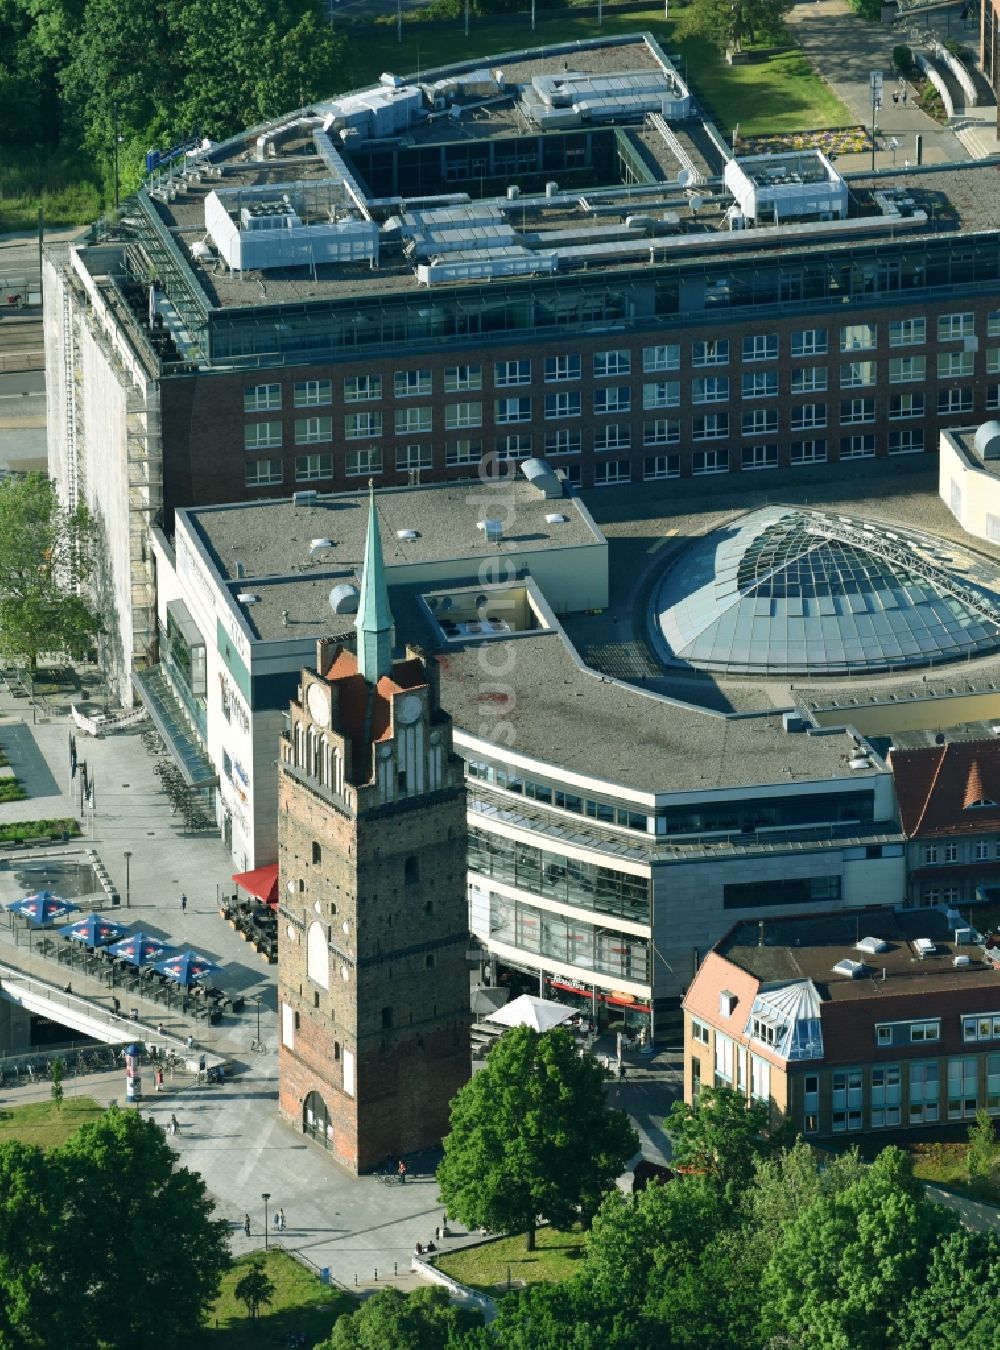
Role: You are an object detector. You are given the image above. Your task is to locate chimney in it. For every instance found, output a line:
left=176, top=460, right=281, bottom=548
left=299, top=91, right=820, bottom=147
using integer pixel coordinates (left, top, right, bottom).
left=315, top=637, right=338, bottom=677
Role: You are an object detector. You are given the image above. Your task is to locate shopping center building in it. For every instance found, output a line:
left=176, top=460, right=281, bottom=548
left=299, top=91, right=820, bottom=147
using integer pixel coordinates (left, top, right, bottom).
left=42, top=30, right=1000, bottom=700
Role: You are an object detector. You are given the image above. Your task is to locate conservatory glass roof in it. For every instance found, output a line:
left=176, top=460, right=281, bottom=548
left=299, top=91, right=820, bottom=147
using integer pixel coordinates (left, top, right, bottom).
left=652, top=506, right=1000, bottom=676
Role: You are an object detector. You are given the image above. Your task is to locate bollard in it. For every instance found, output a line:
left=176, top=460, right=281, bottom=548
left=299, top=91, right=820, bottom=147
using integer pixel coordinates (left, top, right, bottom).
left=374, top=1268, right=378, bottom=1282
left=354, top=1273, right=358, bottom=1286
left=394, top=1262, right=398, bottom=1278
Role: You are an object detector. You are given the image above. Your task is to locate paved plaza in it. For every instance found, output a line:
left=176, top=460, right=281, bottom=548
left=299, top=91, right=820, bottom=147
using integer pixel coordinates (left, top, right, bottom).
left=0, top=680, right=680, bottom=1290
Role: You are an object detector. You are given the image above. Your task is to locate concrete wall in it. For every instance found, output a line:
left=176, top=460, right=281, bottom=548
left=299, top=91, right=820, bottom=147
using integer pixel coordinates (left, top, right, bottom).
left=654, top=847, right=905, bottom=999
left=939, top=429, right=1000, bottom=546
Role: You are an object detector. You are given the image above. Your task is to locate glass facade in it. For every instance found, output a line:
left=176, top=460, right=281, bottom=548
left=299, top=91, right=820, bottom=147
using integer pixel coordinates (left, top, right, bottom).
left=469, top=826, right=650, bottom=923
left=488, top=892, right=649, bottom=982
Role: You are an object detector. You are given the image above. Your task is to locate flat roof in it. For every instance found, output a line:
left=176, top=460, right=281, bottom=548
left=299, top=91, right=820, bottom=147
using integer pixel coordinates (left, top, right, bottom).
left=87, top=33, right=1000, bottom=333
left=186, top=477, right=600, bottom=580
left=421, top=623, right=877, bottom=793
left=718, top=908, right=998, bottom=1000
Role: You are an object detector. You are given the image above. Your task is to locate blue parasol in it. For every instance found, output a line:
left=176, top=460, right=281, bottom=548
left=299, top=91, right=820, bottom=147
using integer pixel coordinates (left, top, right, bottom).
left=65, top=914, right=127, bottom=947
left=153, top=950, right=221, bottom=985
left=109, top=932, right=171, bottom=966
left=7, top=892, right=79, bottom=926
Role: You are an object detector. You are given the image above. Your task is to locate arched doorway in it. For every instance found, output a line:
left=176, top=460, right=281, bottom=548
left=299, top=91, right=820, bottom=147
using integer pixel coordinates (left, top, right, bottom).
left=302, top=1090, right=330, bottom=1148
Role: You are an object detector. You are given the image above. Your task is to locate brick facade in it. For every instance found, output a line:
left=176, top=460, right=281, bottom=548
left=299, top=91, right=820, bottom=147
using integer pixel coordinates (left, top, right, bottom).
left=276, top=646, right=471, bottom=1172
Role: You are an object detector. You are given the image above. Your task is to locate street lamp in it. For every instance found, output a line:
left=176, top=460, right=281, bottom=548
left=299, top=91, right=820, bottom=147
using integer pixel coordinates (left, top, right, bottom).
left=123, top=850, right=132, bottom=909
left=255, top=994, right=262, bottom=1045
left=262, top=1192, right=271, bottom=1250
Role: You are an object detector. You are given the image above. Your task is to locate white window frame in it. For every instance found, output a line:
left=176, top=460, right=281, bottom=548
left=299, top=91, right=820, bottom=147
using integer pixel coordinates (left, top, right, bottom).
left=593, top=387, right=631, bottom=415
left=345, top=446, right=383, bottom=477
left=644, top=453, right=680, bottom=480
left=244, top=383, right=281, bottom=412
left=889, top=317, right=926, bottom=347
left=643, top=344, right=680, bottom=373
left=692, top=339, right=729, bottom=367
left=742, top=334, right=778, bottom=362
left=593, top=350, right=630, bottom=377
left=444, top=365, right=481, bottom=393
left=244, top=421, right=282, bottom=451
left=293, top=379, right=332, bottom=408
left=343, top=375, right=381, bottom=403
left=494, top=359, right=531, bottom=387
left=394, top=369, right=432, bottom=398
left=544, top=354, right=581, bottom=383
left=937, top=312, right=974, bottom=342
left=294, top=452, right=333, bottom=481
left=395, top=407, right=432, bottom=435
left=245, top=457, right=282, bottom=486
left=445, top=402, right=482, bottom=430
left=344, top=411, right=382, bottom=440
left=593, top=458, right=631, bottom=486
left=294, top=416, right=332, bottom=445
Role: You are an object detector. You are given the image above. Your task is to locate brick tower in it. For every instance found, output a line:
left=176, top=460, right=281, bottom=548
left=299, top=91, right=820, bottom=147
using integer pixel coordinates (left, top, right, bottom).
left=276, top=486, right=470, bottom=1172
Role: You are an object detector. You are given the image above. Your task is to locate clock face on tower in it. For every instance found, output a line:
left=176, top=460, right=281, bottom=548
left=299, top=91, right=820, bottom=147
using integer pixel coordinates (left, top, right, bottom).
left=306, top=682, right=330, bottom=727
left=395, top=694, right=422, bottom=725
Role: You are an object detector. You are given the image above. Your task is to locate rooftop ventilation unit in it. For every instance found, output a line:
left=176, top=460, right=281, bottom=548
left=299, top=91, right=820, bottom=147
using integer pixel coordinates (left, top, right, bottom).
left=849, top=756, right=870, bottom=770
left=856, top=936, right=888, bottom=955
left=293, top=490, right=318, bottom=507
left=953, top=954, right=971, bottom=968
left=913, top=938, right=936, bottom=959
left=309, top=538, right=333, bottom=556
left=545, top=513, right=569, bottom=525
left=236, top=592, right=259, bottom=604
left=954, top=926, right=974, bottom=945
left=478, top=519, right=503, bottom=544
left=832, top=958, right=865, bottom=979
left=397, top=528, right=419, bottom=541
left=328, top=584, right=359, bottom=616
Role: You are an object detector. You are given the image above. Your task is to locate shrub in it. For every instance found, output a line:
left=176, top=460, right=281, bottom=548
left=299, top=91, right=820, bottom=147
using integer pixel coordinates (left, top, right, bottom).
left=848, top=0, right=881, bottom=20
left=893, top=44, right=914, bottom=75
left=0, top=819, right=80, bottom=843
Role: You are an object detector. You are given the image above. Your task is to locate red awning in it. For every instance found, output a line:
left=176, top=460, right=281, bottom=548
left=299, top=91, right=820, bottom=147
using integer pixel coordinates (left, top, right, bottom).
left=232, top=864, right=279, bottom=905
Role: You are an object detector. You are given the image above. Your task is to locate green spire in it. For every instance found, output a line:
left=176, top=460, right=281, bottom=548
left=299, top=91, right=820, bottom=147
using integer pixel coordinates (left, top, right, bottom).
left=355, top=480, right=393, bottom=682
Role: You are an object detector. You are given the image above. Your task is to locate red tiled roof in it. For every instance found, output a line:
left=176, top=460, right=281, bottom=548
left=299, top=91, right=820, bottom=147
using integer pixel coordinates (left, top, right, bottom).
left=890, top=739, right=1000, bottom=839
left=322, top=646, right=428, bottom=784
left=683, top=952, right=759, bottom=1032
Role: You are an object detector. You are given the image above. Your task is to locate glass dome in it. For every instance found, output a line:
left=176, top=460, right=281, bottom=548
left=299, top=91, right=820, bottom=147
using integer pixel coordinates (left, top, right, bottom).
left=652, top=506, right=1000, bottom=676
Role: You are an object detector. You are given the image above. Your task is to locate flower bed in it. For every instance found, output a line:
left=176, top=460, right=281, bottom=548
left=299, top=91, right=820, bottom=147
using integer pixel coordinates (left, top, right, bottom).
left=739, top=125, right=873, bottom=158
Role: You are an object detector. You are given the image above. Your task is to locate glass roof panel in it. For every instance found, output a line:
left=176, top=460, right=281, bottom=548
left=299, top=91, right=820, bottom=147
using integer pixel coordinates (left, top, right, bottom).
left=651, top=506, right=1000, bottom=676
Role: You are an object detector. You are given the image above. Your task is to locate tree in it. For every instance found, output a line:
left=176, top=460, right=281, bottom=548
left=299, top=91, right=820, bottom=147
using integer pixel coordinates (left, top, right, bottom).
left=675, top=0, right=792, bottom=54
left=484, top=1281, right=642, bottom=1350
left=583, top=1177, right=757, bottom=1349
left=897, top=1229, right=1000, bottom=1350
left=760, top=1147, right=956, bottom=1350
left=0, top=475, right=101, bottom=672
left=49, top=1057, right=64, bottom=1109
left=665, top=1085, right=780, bottom=1199
left=0, top=1139, right=71, bottom=1350
left=965, top=1108, right=997, bottom=1185
left=318, top=1285, right=483, bottom=1350
left=52, top=1107, right=230, bottom=1349
left=233, top=1259, right=275, bottom=1322
left=741, top=1136, right=866, bottom=1235
left=437, top=1026, right=637, bottom=1251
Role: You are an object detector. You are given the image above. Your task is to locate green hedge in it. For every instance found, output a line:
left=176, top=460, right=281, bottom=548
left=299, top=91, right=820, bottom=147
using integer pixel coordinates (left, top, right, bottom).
left=0, top=819, right=80, bottom=843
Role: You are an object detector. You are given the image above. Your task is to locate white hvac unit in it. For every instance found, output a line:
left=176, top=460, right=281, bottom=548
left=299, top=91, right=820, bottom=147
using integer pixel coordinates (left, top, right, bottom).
left=913, top=937, right=936, bottom=959
left=855, top=936, right=887, bottom=955
left=832, top=958, right=865, bottom=979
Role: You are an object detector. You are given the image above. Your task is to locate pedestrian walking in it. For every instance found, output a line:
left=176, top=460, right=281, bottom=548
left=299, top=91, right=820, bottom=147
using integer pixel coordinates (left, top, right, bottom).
left=278, top=1208, right=285, bottom=1231
left=892, top=91, right=898, bottom=106
left=901, top=88, right=908, bottom=106
left=273, top=1210, right=280, bottom=1232
left=180, top=893, right=187, bottom=913
left=244, top=1213, right=251, bottom=1236
left=169, top=1114, right=179, bottom=1135
left=155, top=1067, right=164, bottom=1093
left=397, top=1160, right=408, bottom=1184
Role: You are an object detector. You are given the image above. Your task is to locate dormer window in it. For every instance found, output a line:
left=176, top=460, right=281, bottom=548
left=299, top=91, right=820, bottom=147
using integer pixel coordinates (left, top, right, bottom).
left=966, top=798, right=997, bottom=809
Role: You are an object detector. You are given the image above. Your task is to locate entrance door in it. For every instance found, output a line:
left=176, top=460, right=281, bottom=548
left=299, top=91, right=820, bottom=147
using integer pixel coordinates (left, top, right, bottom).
left=302, top=1090, right=330, bottom=1148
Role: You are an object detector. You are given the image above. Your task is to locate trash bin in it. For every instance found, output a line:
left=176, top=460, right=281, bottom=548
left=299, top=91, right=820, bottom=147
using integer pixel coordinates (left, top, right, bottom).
left=320, top=1268, right=330, bottom=1285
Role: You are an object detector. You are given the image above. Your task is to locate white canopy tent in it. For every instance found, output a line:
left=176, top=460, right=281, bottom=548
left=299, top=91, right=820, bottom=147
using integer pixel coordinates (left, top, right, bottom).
left=485, top=993, right=575, bottom=1034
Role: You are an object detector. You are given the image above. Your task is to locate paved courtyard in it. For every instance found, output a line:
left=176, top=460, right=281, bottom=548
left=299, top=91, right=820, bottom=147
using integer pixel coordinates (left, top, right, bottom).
left=0, top=680, right=680, bottom=1290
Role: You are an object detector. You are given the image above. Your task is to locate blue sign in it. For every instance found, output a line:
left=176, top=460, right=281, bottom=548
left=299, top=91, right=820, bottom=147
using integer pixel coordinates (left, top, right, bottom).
left=146, top=138, right=199, bottom=175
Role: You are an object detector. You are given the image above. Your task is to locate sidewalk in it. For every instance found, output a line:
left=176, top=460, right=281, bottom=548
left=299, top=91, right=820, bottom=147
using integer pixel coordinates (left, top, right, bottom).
left=786, top=0, right=970, bottom=169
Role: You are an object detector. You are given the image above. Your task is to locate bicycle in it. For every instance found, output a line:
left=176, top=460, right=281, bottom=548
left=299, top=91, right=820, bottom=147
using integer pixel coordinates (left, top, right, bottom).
left=372, top=1170, right=395, bottom=1186
left=250, top=1039, right=267, bottom=1055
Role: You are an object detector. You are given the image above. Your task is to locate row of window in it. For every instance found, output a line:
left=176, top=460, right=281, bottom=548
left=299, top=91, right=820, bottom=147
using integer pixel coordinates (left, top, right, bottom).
left=488, top=892, right=650, bottom=982
left=465, top=760, right=649, bottom=831
left=244, top=370, right=981, bottom=438
left=246, top=392, right=965, bottom=451
left=244, top=432, right=928, bottom=487
left=924, top=841, right=1000, bottom=863
left=468, top=825, right=651, bottom=924
left=825, top=1056, right=1000, bottom=1131
left=241, top=312, right=997, bottom=413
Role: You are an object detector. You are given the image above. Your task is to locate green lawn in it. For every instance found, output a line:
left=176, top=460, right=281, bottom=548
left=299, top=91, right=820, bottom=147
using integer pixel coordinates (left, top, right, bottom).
left=909, top=1141, right=1000, bottom=1205
left=351, top=11, right=850, bottom=136
left=433, top=1227, right=587, bottom=1294
left=0, top=146, right=102, bottom=233
left=200, top=1250, right=353, bottom=1350
left=0, top=1097, right=105, bottom=1150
